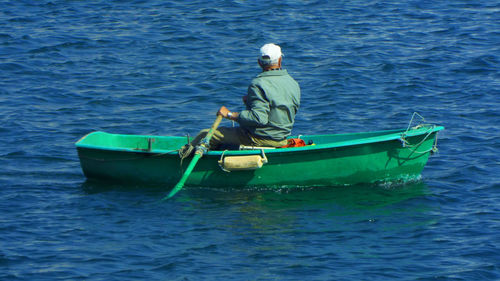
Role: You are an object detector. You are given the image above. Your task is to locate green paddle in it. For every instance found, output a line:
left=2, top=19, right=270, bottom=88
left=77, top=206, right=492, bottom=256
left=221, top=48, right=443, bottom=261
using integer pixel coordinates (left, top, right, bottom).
left=163, top=114, right=223, bottom=200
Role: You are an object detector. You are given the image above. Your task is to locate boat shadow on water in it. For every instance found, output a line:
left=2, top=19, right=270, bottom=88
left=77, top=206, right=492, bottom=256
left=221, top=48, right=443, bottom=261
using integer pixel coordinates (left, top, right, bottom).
left=80, top=177, right=431, bottom=211
left=193, top=180, right=430, bottom=210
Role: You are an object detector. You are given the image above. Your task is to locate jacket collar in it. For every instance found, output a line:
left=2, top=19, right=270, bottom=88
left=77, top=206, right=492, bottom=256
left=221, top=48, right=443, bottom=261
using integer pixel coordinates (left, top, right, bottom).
left=257, top=69, right=288, bottom=77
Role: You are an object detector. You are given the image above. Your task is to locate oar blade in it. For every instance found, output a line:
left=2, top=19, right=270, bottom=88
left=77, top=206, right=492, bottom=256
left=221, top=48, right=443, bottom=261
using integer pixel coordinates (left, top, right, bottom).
left=163, top=153, right=201, bottom=200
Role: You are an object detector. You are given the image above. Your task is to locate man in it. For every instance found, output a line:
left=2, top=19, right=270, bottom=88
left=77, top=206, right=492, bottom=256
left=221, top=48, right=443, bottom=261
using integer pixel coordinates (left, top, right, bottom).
left=181, top=43, right=300, bottom=156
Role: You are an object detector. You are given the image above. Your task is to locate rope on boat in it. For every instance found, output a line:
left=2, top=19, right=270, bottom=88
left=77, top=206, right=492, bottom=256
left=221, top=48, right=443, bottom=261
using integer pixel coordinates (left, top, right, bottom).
left=177, top=134, right=192, bottom=167
left=400, top=112, right=439, bottom=154
left=178, top=145, right=194, bottom=167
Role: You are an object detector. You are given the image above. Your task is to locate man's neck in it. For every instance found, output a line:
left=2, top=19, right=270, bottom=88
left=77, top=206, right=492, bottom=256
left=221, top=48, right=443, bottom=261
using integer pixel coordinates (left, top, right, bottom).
left=263, top=66, right=282, bottom=72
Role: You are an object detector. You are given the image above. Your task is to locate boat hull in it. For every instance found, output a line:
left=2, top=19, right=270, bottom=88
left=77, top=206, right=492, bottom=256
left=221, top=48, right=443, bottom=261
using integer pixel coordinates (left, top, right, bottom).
left=76, top=126, right=443, bottom=188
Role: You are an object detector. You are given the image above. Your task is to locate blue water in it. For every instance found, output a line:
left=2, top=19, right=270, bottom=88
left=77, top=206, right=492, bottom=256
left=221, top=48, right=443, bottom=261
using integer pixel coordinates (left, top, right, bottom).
left=1, top=0, right=499, bottom=280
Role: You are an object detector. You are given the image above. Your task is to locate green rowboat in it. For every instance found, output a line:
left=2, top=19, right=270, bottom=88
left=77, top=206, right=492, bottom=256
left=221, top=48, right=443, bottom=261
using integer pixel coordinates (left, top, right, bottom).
left=75, top=124, right=444, bottom=188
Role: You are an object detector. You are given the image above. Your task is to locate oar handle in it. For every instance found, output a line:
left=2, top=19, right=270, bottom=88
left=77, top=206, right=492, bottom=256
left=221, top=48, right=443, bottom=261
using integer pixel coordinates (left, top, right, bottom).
left=205, top=114, right=223, bottom=142
left=195, top=114, right=223, bottom=155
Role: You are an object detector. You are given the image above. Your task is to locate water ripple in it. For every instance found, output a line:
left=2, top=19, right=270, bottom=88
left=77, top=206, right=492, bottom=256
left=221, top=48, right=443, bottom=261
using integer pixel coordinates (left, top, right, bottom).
left=1, top=0, right=499, bottom=280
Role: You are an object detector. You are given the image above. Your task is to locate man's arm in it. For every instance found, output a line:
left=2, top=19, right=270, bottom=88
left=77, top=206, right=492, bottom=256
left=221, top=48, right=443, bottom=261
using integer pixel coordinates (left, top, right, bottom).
left=236, top=84, right=270, bottom=126
left=218, top=84, right=269, bottom=125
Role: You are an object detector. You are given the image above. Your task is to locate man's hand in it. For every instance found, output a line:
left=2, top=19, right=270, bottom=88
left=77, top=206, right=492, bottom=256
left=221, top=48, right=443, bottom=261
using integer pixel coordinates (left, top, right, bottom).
left=218, top=106, right=230, bottom=118
left=218, top=106, right=239, bottom=120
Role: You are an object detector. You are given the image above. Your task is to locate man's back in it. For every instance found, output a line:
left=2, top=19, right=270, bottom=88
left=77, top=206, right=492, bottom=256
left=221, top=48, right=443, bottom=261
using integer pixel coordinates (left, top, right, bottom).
left=238, top=69, right=301, bottom=141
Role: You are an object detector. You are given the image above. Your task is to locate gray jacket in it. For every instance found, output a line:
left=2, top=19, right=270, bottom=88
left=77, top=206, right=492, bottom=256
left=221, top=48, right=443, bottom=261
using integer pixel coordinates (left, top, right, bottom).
left=237, top=69, right=301, bottom=140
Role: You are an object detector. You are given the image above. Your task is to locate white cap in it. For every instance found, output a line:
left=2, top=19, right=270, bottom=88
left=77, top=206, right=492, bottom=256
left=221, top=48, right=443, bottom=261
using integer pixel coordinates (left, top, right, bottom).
left=259, top=43, right=282, bottom=64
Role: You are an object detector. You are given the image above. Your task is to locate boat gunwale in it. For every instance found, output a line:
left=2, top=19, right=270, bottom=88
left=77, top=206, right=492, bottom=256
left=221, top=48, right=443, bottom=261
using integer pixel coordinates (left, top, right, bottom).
left=75, top=125, right=444, bottom=156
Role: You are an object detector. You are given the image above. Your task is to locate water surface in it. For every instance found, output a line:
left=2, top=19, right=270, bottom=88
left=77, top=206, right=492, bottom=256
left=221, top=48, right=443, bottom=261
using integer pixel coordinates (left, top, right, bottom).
left=1, top=0, right=499, bottom=280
